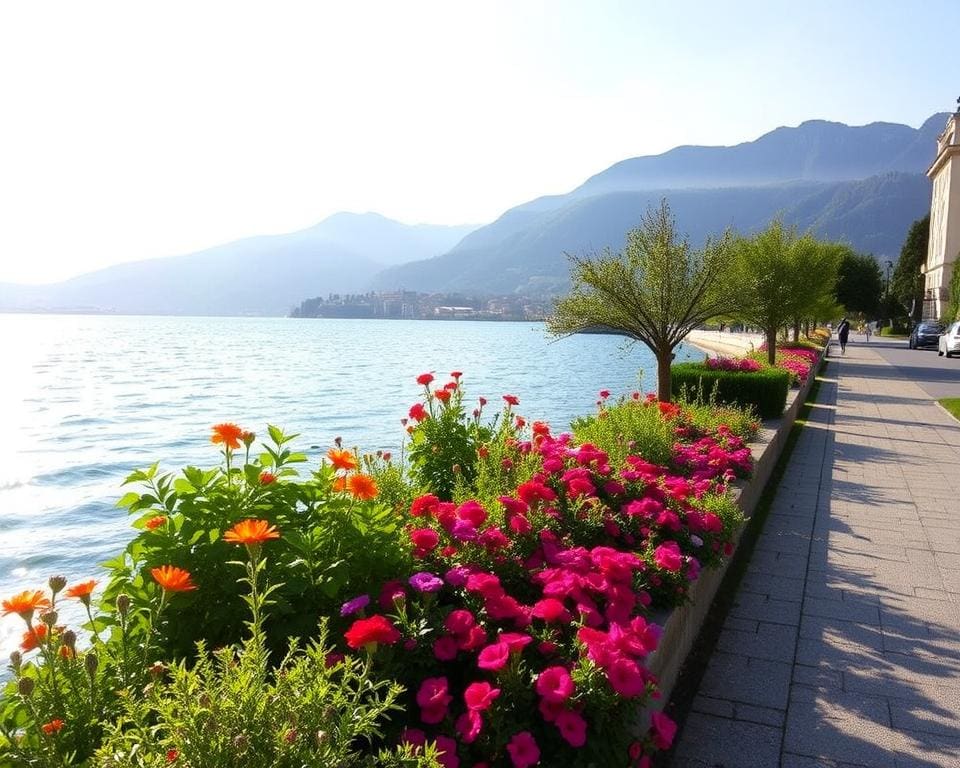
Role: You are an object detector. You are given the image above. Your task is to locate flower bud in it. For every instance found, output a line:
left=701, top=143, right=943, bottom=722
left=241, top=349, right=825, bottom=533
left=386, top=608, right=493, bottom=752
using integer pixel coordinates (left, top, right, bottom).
left=315, top=730, right=328, bottom=748
left=116, top=594, right=131, bottom=617
left=241, top=430, right=256, bottom=447
left=233, top=733, right=249, bottom=751
left=9, top=651, right=22, bottom=673
left=148, top=662, right=165, bottom=680
left=85, top=652, right=99, bottom=676
left=48, top=576, right=67, bottom=595
left=40, top=611, right=58, bottom=627
left=18, top=677, right=34, bottom=697
left=61, top=630, right=77, bottom=653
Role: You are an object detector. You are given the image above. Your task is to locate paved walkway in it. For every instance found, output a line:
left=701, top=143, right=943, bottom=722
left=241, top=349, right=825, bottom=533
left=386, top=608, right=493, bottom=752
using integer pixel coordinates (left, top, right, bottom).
left=670, top=343, right=960, bottom=768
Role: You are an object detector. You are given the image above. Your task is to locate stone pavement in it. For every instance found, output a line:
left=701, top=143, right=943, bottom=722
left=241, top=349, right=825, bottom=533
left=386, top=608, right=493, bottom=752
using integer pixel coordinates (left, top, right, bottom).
left=670, top=343, right=960, bottom=768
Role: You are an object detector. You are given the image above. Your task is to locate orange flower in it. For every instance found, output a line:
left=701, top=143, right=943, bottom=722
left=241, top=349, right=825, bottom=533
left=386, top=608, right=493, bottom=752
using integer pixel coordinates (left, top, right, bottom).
left=2, top=590, right=50, bottom=622
left=151, top=566, right=197, bottom=593
left=20, top=624, right=48, bottom=651
left=210, top=423, right=244, bottom=450
left=258, top=471, right=276, bottom=485
left=41, top=719, right=64, bottom=736
left=347, top=473, right=378, bottom=501
left=58, top=644, right=75, bottom=659
left=145, top=515, right=167, bottom=531
left=327, top=448, right=358, bottom=472
left=223, top=519, right=281, bottom=546
left=332, top=475, right=348, bottom=493
left=65, top=579, right=97, bottom=604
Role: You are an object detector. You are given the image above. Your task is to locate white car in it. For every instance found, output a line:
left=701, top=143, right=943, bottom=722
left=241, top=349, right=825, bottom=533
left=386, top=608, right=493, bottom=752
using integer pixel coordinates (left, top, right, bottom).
left=938, top=321, right=960, bottom=358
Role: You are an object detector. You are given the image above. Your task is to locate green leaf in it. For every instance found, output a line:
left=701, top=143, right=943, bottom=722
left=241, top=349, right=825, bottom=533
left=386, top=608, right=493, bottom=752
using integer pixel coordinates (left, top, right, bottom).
left=116, top=491, right=141, bottom=508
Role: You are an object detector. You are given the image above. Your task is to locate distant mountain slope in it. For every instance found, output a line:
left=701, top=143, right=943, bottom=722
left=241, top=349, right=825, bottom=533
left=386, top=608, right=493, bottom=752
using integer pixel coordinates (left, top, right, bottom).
left=375, top=114, right=948, bottom=295
left=0, top=213, right=477, bottom=316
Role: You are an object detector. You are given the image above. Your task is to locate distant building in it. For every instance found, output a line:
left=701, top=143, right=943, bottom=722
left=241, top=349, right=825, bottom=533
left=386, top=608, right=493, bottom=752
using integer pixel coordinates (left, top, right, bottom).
left=922, top=109, right=960, bottom=319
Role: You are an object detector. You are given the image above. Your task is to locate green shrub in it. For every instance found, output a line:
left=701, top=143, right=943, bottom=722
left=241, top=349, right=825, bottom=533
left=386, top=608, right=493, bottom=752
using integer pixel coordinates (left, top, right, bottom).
left=671, top=363, right=790, bottom=419
left=571, top=399, right=677, bottom=470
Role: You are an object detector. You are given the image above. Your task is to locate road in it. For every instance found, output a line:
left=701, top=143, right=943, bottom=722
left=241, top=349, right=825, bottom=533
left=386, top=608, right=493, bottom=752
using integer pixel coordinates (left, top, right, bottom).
left=832, top=333, right=960, bottom=399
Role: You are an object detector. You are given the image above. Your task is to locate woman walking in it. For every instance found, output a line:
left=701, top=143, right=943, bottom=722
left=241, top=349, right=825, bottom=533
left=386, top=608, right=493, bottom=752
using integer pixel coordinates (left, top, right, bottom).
left=837, top=317, right=850, bottom=355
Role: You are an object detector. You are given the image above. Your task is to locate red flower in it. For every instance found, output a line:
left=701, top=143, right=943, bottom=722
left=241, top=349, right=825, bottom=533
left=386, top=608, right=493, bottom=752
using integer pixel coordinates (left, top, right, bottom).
left=344, top=614, right=401, bottom=650
left=259, top=471, right=277, bottom=485
left=502, top=394, right=519, bottom=406
left=41, top=719, right=64, bottom=736
left=145, top=515, right=167, bottom=530
left=450, top=371, right=463, bottom=379
left=409, top=403, right=428, bottom=422
left=166, top=749, right=179, bottom=762
left=416, top=372, right=435, bottom=386
left=210, top=423, right=243, bottom=450
left=434, top=389, right=452, bottom=403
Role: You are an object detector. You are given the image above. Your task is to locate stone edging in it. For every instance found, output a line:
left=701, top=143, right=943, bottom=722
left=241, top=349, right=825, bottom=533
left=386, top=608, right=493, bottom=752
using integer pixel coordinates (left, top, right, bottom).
left=642, top=350, right=824, bottom=715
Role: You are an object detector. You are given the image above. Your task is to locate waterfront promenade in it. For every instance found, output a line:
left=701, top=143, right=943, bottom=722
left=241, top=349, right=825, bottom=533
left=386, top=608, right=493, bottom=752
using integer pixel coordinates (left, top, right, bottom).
left=670, top=344, right=960, bottom=767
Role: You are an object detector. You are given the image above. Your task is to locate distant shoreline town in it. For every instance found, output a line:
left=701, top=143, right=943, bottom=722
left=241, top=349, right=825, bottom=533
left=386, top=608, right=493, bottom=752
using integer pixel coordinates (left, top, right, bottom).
left=289, top=290, right=552, bottom=321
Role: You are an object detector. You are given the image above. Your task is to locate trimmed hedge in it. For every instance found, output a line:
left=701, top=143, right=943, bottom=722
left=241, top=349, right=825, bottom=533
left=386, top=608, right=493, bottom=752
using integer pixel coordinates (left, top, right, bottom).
left=671, top=363, right=791, bottom=419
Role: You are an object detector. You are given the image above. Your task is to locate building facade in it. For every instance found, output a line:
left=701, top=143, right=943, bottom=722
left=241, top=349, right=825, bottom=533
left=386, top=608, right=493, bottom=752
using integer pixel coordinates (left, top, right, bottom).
left=923, top=110, right=960, bottom=320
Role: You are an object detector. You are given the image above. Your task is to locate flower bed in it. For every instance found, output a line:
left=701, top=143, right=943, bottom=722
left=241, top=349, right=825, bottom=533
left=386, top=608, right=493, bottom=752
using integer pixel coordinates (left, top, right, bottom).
left=0, top=375, right=763, bottom=768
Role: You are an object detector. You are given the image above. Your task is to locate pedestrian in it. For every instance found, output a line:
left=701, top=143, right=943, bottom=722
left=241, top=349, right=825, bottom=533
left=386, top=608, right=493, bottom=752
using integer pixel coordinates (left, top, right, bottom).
left=865, top=322, right=872, bottom=342
left=837, top=317, right=850, bottom=355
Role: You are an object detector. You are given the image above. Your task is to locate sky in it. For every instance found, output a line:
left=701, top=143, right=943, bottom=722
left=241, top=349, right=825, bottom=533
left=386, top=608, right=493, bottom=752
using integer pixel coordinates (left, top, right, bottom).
left=1, top=0, right=958, bottom=284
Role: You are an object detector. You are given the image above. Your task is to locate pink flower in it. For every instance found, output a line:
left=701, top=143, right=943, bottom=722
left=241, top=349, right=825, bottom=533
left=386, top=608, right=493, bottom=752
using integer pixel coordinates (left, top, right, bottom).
left=650, top=711, right=677, bottom=750
left=410, top=528, right=439, bottom=556
left=535, top=665, right=575, bottom=703
left=445, top=609, right=476, bottom=635
left=556, top=709, right=588, bottom=747
left=433, top=635, right=458, bottom=661
left=506, top=731, right=540, bottom=768
left=477, top=641, right=511, bottom=671
left=607, top=657, right=646, bottom=698
left=532, top=598, right=570, bottom=623
left=435, top=735, right=460, bottom=768
left=456, top=710, right=483, bottom=744
left=653, top=541, right=683, bottom=572
left=464, top=681, right=501, bottom=711
left=400, top=728, right=426, bottom=750
left=416, top=677, right=452, bottom=724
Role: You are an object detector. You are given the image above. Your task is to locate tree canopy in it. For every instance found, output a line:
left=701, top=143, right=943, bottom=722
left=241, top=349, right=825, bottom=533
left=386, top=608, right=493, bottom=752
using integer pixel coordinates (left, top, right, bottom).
left=890, top=215, right=929, bottom=322
left=726, top=220, right=840, bottom=364
left=835, top=250, right=883, bottom=317
left=547, top=200, right=736, bottom=401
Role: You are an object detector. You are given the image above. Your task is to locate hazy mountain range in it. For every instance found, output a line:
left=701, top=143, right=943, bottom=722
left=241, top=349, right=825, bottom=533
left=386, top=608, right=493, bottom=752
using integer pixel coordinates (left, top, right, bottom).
left=0, top=214, right=476, bottom=316
left=1, top=112, right=949, bottom=315
left=375, top=113, right=949, bottom=295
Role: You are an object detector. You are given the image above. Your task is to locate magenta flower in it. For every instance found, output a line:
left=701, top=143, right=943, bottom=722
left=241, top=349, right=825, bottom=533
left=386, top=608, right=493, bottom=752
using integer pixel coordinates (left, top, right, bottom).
left=556, top=709, right=588, bottom=747
left=477, top=640, right=510, bottom=671
left=409, top=572, right=444, bottom=593
left=339, top=594, right=369, bottom=617
left=536, top=665, right=575, bottom=703
left=506, top=731, right=540, bottom=768
left=464, top=680, right=501, bottom=711
left=653, top=541, right=683, bottom=572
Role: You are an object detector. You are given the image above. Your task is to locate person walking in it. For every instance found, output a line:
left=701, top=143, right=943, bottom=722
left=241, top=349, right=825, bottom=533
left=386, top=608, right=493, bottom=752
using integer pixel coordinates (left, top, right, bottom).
left=837, top=317, right=850, bottom=354
left=865, top=322, right=872, bottom=342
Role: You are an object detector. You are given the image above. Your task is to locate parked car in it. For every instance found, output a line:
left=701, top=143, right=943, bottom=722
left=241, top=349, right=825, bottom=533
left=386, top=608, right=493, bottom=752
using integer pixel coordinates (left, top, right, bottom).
left=938, top=321, right=960, bottom=357
left=909, top=322, right=945, bottom=349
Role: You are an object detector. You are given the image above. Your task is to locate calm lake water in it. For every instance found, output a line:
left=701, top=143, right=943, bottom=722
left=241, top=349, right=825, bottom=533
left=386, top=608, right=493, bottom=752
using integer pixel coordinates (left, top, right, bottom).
left=0, top=314, right=704, bottom=653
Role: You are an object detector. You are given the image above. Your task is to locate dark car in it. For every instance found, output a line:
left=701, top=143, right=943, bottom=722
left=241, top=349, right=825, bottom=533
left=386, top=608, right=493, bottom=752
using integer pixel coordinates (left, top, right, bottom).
left=909, top=322, right=945, bottom=349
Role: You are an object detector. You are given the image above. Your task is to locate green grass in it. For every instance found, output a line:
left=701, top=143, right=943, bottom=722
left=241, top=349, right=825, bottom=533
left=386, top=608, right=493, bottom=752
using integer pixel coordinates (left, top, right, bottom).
left=938, top=397, right=960, bottom=421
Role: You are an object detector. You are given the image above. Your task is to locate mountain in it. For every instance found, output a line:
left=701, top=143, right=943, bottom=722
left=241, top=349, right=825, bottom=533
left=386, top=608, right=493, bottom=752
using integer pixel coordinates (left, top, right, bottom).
left=0, top=214, right=477, bottom=316
left=375, top=113, right=951, bottom=295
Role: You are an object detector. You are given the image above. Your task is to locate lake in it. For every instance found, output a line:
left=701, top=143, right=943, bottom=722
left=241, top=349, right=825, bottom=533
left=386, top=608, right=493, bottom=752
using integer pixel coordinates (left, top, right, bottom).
left=0, top=313, right=704, bottom=654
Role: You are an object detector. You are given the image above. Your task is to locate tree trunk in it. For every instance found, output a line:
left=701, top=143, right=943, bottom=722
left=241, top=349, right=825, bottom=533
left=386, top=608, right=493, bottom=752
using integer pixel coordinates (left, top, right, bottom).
left=656, top=348, right=673, bottom=402
left=766, top=327, right=777, bottom=366
left=792, top=318, right=800, bottom=342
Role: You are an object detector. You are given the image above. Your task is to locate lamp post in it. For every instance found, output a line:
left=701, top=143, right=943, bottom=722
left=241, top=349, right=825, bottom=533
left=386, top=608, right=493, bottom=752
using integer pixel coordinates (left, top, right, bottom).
left=885, top=260, right=893, bottom=295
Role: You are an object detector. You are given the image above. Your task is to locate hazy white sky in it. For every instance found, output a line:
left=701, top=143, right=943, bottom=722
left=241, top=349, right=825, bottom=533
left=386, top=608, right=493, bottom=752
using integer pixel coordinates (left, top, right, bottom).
left=1, top=0, right=958, bottom=284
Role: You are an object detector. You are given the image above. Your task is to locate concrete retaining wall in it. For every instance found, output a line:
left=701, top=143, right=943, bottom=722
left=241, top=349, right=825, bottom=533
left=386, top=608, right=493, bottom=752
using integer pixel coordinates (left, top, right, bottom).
left=641, top=351, right=823, bottom=717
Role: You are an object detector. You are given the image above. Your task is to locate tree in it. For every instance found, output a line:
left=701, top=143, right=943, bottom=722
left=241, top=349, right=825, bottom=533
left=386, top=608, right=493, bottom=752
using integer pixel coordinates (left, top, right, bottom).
left=547, top=200, right=735, bottom=402
left=835, top=250, right=883, bottom=317
left=727, top=220, right=836, bottom=365
left=890, top=215, right=929, bottom=323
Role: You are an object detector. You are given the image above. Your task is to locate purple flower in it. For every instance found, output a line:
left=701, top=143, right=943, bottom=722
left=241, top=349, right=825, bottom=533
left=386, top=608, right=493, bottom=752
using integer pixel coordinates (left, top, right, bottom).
left=340, top=594, right=370, bottom=617
left=444, top=565, right=472, bottom=587
left=451, top=519, right=478, bottom=542
left=409, top=572, right=444, bottom=593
